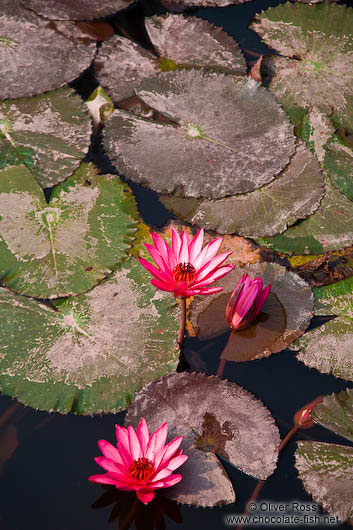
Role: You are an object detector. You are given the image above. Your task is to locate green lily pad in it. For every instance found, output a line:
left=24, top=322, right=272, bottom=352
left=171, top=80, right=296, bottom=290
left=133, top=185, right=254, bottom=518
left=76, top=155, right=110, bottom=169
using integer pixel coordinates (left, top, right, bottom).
left=295, top=441, right=353, bottom=525
left=0, top=253, right=179, bottom=414
left=296, top=277, right=353, bottom=381
left=86, top=86, right=114, bottom=127
left=251, top=3, right=353, bottom=115
left=0, top=162, right=138, bottom=298
left=0, top=87, right=92, bottom=187
left=0, top=0, right=96, bottom=100
left=125, top=372, right=280, bottom=507
left=325, top=137, right=353, bottom=201
left=257, top=181, right=353, bottom=255
left=18, top=0, right=135, bottom=20
left=95, top=14, right=246, bottom=103
left=189, top=262, right=313, bottom=361
left=312, top=388, right=353, bottom=443
left=104, top=70, right=295, bottom=199
left=161, top=142, right=324, bottom=237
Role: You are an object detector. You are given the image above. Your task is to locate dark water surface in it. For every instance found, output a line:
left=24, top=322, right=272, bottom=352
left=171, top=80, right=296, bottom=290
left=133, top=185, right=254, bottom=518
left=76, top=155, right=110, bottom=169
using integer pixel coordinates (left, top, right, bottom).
left=1, top=1, right=353, bottom=529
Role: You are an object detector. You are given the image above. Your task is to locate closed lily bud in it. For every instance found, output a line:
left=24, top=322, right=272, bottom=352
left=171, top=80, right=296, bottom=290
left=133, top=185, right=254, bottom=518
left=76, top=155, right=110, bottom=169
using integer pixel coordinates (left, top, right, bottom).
left=225, top=274, right=271, bottom=331
left=293, top=397, right=324, bottom=429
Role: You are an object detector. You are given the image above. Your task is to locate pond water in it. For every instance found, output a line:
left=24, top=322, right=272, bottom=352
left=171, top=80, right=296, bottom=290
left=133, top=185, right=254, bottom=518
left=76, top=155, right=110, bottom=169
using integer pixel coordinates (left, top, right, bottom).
left=1, top=0, right=353, bottom=529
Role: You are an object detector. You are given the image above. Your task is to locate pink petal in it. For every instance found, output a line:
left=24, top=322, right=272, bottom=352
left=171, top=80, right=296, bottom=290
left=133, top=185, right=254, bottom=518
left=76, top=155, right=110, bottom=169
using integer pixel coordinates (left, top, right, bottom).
left=136, top=490, right=155, bottom=504
left=115, top=425, right=129, bottom=446
left=194, top=264, right=234, bottom=289
left=144, top=244, right=170, bottom=276
left=194, top=286, right=224, bottom=295
left=178, top=231, right=190, bottom=264
left=151, top=468, right=173, bottom=482
left=194, top=251, right=232, bottom=283
left=89, top=474, right=119, bottom=486
left=152, top=233, right=173, bottom=269
left=157, top=437, right=183, bottom=470
left=193, top=237, right=222, bottom=269
left=98, top=440, right=123, bottom=465
left=137, top=257, right=170, bottom=283
left=166, top=454, right=188, bottom=471
left=137, top=418, right=149, bottom=454
left=253, top=284, right=271, bottom=319
left=225, top=280, right=245, bottom=325
left=171, top=228, right=181, bottom=265
left=188, top=228, right=204, bottom=264
left=151, top=278, right=174, bottom=293
left=128, top=426, right=142, bottom=461
left=94, top=456, right=125, bottom=474
left=160, top=474, right=183, bottom=488
left=146, top=422, right=168, bottom=461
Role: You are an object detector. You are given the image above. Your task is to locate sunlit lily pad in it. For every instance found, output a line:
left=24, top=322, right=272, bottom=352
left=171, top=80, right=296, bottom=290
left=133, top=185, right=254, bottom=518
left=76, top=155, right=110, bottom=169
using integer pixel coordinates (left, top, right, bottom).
left=104, top=70, right=295, bottom=199
left=295, top=441, right=353, bottom=525
left=95, top=14, right=246, bottom=103
left=161, top=142, right=324, bottom=237
left=189, top=262, right=313, bottom=361
left=251, top=3, right=353, bottom=115
left=125, top=372, right=280, bottom=506
left=0, top=252, right=179, bottom=414
left=257, top=181, right=353, bottom=255
left=18, top=0, right=135, bottom=20
left=0, top=0, right=96, bottom=100
left=312, top=388, right=353, bottom=443
left=325, top=138, right=353, bottom=201
left=0, top=162, right=138, bottom=298
left=162, top=0, right=252, bottom=7
left=0, top=87, right=92, bottom=187
left=296, top=277, right=353, bottom=381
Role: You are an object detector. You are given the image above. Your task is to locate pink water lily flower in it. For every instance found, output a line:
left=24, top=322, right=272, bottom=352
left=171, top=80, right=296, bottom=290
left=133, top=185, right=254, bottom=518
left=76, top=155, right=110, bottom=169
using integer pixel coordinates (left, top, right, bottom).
left=225, top=274, right=271, bottom=331
left=138, top=228, right=234, bottom=297
left=89, top=418, right=188, bottom=504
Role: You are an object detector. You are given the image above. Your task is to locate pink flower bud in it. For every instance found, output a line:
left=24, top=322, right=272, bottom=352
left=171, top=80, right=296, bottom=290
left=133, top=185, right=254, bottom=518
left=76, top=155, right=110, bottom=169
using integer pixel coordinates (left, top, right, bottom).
left=225, top=274, right=271, bottom=331
left=293, top=397, right=324, bottom=429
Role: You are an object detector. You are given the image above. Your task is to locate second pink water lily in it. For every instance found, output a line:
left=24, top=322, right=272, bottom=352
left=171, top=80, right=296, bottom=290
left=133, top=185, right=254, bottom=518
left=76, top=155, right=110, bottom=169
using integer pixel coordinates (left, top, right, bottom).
left=226, top=274, right=271, bottom=331
left=138, top=228, right=234, bottom=298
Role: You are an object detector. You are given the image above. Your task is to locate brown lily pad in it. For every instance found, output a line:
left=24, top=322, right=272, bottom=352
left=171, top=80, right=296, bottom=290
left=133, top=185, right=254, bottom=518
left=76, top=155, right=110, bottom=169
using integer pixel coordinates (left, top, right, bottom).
left=19, top=0, right=135, bottom=20
left=0, top=0, right=96, bottom=100
left=190, top=262, right=314, bottom=361
left=125, top=372, right=280, bottom=507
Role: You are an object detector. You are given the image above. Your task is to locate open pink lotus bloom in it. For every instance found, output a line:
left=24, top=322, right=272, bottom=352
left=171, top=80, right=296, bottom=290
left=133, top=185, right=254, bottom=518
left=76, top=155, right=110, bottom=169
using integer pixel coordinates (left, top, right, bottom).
left=138, top=228, right=234, bottom=297
left=89, top=418, right=188, bottom=504
left=225, top=274, right=271, bottom=331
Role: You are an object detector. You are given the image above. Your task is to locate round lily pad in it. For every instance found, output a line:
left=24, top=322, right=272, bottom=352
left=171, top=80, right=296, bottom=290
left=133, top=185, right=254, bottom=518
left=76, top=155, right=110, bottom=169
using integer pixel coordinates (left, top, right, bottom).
left=161, top=142, right=324, bottom=237
left=256, top=181, right=353, bottom=255
left=0, top=0, right=96, bottom=100
left=251, top=3, right=353, bottom=115
left=0, top=254, right=179, bottom=414
left=189, top=262, right=313, bottom=361
left=325, top=137, right=353, bottom=201
left=19, top=0, right=135, bottom=20
left=125, top=372, right=280, bottom=507
left=104, top=70, right=295, bottom=199
left=0, top=162, right=138, bottom=298
left=296, top=277, right=353, bottom=381
left=312, top=388, right=353, bottom=443
left=95, top=14, right=246, bottom=103
left=0, top=86, right=92, bottom=188
left=296, top=441, right=353, bottom=525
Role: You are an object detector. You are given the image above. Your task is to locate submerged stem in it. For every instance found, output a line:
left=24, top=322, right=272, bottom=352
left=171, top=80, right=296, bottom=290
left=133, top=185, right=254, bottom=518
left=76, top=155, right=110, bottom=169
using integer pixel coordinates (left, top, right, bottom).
left=177, top=296, right=187, bottom=347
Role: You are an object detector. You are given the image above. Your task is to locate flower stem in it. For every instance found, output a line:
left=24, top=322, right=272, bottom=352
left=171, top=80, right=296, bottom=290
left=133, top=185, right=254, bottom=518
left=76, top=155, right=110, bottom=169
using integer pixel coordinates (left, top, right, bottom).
left=177, top=296, right=187, bottom=347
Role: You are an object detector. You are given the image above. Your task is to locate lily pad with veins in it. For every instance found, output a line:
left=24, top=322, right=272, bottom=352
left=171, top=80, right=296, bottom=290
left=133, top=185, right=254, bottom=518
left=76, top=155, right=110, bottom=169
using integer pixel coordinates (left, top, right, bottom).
left=0, top=162, right=138, bottom=298
left=125, top=372, right=280, bottom=507
left=0, top=86, right=92, bottom=188
left=251, top=3, right=353, bottom=116
left=256, top=180, right=353, bottom=256
left=189, top=262, right=313, bottom=361
left=95, top=14, right=246, bottom=103
left=162, top=0, right=252, bottom=7
left=296, top=277, right=353, bottom=381
left=0, top=0, right=97, bottom=100
left=18, top=0, right=135, bottom=20
left=0, top=250, right=179, bottom=414
left=104, top=70, right=295, bottom=199
left=295, top=389, right=353, bottom=525
left=161, top=142, right=324, bottom=237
